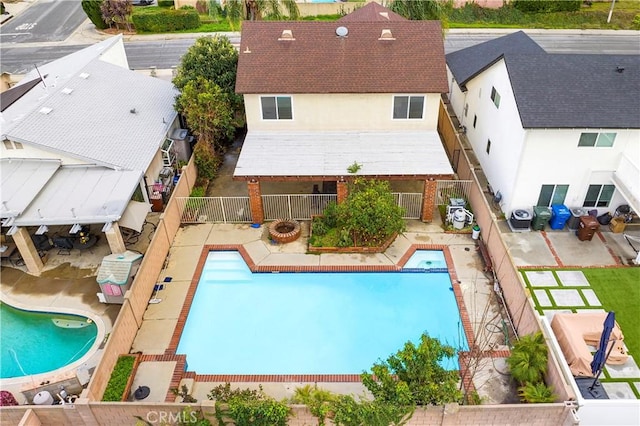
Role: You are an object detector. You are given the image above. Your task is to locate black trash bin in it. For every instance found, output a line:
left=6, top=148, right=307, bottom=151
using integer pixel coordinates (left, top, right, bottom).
left=568, top=208, right=587, bottom=230
left=577, top=216, right=600, bottom=241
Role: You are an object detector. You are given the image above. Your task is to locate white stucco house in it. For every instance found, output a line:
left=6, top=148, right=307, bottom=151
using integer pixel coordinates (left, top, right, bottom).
left=0, top=35, right=180, bottom=274
left=234, top=2, right=454, bottom=223
left=446, top=31, right=640, bottom=219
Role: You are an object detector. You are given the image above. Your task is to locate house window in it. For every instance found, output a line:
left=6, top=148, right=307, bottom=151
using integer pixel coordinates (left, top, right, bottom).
left=14, top=142, right=23, bottom=149
left=537, top=184, right=569, bottom=207
left=473, top=115, right=477, bottom=128
left=486, top=139, right=491, bottom=155
left=261, top=96, right=292, bottom=120
left=578, top=132, right=616, bottom=147
left=3, top=139, right=13, bottom=150
left=490, top=87, right=500, bottom=108
left=464, top=103, right=469, bottom=117
left=393, top=96, right=424, bottom=119
left=583, top=184, right=615, bottom=207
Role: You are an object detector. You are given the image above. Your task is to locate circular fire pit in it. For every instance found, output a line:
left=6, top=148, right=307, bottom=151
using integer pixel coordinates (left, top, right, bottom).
left=269, top=219, right=301, bottom=244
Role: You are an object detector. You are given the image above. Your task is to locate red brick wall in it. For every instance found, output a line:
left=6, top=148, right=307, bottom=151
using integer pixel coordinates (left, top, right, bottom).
left=421, top=179, right=437, bottom=222
left=337, top=179, right=348, bottom=204
left=248, top=180, right=264, bottom=224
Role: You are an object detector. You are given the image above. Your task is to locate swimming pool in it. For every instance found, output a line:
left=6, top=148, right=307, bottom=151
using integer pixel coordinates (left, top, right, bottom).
left=0, top=303, right=98, bottom=379
left=176, top=250, right=467, bottom=375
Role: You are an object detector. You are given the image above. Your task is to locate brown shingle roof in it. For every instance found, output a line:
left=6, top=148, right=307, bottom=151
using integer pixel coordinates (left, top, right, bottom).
left=235, top=20, right=448, bottom=94
left=338, top=2, right=407, bottom=22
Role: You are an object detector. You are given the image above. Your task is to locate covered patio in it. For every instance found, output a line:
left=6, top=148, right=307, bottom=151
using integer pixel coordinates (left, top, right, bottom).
left=233, top=130, right=456, bottom=223
left=1, top=158, right=151, bottom=275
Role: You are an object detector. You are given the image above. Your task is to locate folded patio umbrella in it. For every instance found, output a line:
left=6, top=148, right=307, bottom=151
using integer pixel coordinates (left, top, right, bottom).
left=589, top=311, right=616, bottom=390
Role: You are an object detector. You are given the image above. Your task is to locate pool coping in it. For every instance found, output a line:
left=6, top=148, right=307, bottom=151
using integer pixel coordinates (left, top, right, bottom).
left=149, top=244, right=480, bottom=392
left=0, top=291, right=106, bottom=389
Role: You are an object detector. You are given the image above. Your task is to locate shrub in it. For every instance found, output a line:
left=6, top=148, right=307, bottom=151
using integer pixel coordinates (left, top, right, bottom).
left=102, top=355, right=135, bottom=401
left=311, top=216, right=327, bottom=236
left=190, top=185, right=206, bottom=197
left=81, top=0, right=109, bottom=30
left=208, top=383, right=290, bottom=426
left=0, top=391, right=18, bottom=406
left=633, top=14, right=640, bottom=30
left=513, top=0, right=581, bottom=13
left=157, top=0, right=174, bottom=7
left=518, top=382, right=556, bottom=403
left=132, top=8, right=200, bottom=32
left=507, top=332, right=548, bottom=385
left=193, top=140, right=221, bottom=181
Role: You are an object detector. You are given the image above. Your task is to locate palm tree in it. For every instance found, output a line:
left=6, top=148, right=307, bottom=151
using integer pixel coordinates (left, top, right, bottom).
left=507, top=332, right=549, bottom=385
left=226, top=0, right=300, bottom=28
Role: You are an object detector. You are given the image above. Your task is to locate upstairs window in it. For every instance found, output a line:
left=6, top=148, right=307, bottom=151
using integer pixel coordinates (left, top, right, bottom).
left=490, top=87, right=500, bottom=108
left=393, top=96, right=424, bottom=119
left=578, top=132, right=616, bottom=147
left=537, top=184, right=569, bottom=207
left=583, top=184, right=615, bottom=207
left=261, top=96, right=292, bottom=120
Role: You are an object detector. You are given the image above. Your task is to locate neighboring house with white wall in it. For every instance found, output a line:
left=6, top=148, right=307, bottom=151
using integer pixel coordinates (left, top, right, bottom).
left=0, top=35, right=180, bottom=274
left=234, top=2, right=454, bottom=223
left=446, top=31, right=640, bottom=217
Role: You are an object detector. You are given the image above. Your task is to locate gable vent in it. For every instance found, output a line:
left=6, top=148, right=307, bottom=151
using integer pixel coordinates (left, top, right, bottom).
left=379, top=12, right=389, bottom=20
left=61, top=87, right=74, bottom=95
left=79, top=72, right=90, bottom=79
left=39, top=107, right=53, bottom=115
left=379, top=29, right=395, bottom=40
left=279, top=29, right=294, bottom=41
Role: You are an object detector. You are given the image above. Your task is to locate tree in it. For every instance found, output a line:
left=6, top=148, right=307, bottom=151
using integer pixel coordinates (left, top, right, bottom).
left=81, top=0, right=109, bottom=30
left=336, top=178, right=406, bottom=246
left=361, top=333, right=463, bottom=406
left=175, top=77, right=235, bottom=148
left=388, top=0, right=447, bottom=22
left=173, top=35, right=243, bottom=129
left=225, top=0, right=300, bottom=26
left=100, top=0, right=133, bottom=31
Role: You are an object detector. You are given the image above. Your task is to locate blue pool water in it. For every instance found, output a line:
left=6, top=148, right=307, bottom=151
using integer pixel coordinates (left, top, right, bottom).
left=0, top=303, right=97, bottom=379
left=177, top=251, right=466, bottom=375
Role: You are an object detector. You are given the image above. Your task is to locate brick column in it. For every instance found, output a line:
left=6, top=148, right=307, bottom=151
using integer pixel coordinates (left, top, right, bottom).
left=11, top=227, right=43, bottom=275
left=337, top=179, right=348, bottom=204
left=106, top=222, right=126, bottom=254
left=247, top=180, right=264, bottom=224
left=421, top=179, right=437, bottom=222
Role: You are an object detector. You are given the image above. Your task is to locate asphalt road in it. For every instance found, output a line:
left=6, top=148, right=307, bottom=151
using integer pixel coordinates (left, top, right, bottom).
left=0, top=0, right=86, bottom=44
left=0, top=32, right=638, bottom=75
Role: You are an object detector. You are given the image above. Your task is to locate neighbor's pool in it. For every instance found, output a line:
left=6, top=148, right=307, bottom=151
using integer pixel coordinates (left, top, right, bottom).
left=176, top=250, right=467, bottom=375
left=0, top=303, right=98, bottom=379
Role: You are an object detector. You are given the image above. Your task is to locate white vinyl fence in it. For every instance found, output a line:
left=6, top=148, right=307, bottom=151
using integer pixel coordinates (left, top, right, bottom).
left=177, top=187, right=467, bottom=224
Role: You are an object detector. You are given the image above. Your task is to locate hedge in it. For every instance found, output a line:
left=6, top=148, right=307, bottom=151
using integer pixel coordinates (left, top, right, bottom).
left=132, top=8, right=200, bottom=32
left=157, top=0, right=175, bottom=7
left=513, top=0, right=581, bottom=13
left=102, top=355, right=136, bottom=402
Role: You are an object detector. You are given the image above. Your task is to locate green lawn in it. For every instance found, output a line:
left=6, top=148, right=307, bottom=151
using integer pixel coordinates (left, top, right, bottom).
left=582, top=268, right=640, bottom=361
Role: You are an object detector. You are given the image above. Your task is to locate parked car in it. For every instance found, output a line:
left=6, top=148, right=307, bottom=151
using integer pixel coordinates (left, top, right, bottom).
left=130, top=0, right=154, bottom=6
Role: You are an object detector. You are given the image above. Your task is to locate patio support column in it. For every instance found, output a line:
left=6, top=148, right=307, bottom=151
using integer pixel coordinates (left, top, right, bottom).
left=12, top=227, right=43, bottom=275
left=247, top=179, right=264, bottom=224
left=421, top=178, right=437, bottom=222
left=106, top=222, right=126, bottom=254
left=337, top=178, right=348, bottom=204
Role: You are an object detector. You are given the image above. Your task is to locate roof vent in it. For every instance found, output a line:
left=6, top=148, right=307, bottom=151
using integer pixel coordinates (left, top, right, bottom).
left=379, top=29, right=395, bottom=40
left=336, top=26, right=348, bottom=37
left=39, top=107, right=53, bottom=115
left=616, top=66, right=625, bottom=73
left=279, top=29, right=294, bottom=41
left=61, top=87, right=74, bottom=95
left=79, top=72, right=90, bottom=79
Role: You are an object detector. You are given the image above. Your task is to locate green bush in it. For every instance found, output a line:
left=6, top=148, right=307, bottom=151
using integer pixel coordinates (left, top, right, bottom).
left=507, top=332, right=548, bottom=385
left=102, top=355, right=135, bottom=401
left=132, top=8, right=200, bottom=32
left=190, top=186, right=206, bottom=197
left=518, top=382, right=556, bottom=403
left=81, top=0, right=109, bottom=30
left=208, top=383, right=290, bottom=426
left=633, top=14, right=640, bottom=29
left=193, top=140, right=221, bottom=181
left=157, top=0, right=175, bottom=7
left=513, top=0, right=581, bottom=13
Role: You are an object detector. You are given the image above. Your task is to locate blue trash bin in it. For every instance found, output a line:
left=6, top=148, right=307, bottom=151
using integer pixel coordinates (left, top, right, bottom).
left=550, top=204, right=572, bottom=230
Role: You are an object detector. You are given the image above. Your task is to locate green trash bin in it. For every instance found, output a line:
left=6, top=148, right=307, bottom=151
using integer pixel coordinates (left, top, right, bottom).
left=532, top=206, right=552, bottom=231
